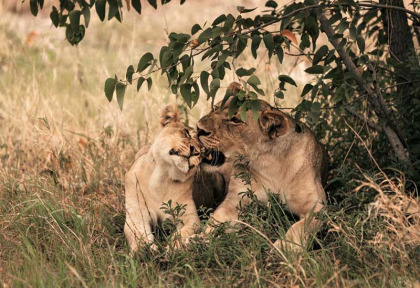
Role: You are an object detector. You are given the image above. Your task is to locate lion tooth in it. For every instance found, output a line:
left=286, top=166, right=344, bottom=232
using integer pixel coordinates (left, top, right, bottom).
left=207, top=154, right=212, bottom=160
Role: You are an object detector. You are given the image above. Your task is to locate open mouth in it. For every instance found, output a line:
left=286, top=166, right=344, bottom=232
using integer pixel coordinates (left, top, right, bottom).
left=202, top=149, right=226, bottom=166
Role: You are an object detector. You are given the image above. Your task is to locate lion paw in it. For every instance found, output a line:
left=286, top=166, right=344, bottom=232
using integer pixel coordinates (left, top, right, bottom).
left=270, top=239, right=304, bottom=254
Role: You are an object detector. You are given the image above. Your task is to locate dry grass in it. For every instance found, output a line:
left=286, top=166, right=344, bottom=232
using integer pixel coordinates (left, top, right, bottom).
left=0, top=1, right=419, bottom=287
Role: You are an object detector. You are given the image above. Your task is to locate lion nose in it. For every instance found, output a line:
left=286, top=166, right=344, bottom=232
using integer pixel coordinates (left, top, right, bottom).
left=197, top=126, right=211, bottom=137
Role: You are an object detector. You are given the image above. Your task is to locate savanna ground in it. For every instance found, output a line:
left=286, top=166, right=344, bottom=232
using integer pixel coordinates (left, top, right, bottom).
left=0, top=0, right=419, bottom=287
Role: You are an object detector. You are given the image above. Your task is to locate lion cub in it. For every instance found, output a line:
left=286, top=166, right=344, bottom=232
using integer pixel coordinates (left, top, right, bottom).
left=124, top=104, right=202, bottom=252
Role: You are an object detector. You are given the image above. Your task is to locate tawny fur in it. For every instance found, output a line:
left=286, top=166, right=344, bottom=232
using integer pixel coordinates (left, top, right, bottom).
left=197, top=98, right=328, bottom=251
left=124, top=104, right=201, bottom=252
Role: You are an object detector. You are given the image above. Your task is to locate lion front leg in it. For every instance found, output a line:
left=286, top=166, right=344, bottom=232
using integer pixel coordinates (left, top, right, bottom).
left=205, top=200, right=241, bottom=234
left=124, top=212, right=154, bottom=253
left=205, top=177, right=252, bottom=234
left=124, top=170, right=155, bottom=253
left=273, top=202, right=323, bottom=252
left=171, top=201, right=200, bottom=248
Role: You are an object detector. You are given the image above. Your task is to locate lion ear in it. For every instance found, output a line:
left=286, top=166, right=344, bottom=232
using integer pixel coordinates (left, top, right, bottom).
left=160, top=104, right=181, bottom=127
left=258, top=110, right=290, bottom=139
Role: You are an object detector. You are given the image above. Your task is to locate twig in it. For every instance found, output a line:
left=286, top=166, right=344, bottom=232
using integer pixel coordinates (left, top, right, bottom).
left=344, top=118, right=384, bottom=173
left=345, top=107, right=383, bottom=132
left=273, top=2, right=420, bottom=20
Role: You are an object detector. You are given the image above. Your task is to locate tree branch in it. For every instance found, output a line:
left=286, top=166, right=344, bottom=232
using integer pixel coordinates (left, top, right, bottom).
left=319, top=15, right=410, bottom=163
left=357, top=2, right=420, bottom=19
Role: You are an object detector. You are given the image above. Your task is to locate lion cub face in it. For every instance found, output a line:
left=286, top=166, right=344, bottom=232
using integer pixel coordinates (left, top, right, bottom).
left=197, top=98, right=290, bottom=168
left=152, top=104, right=201, bottom=181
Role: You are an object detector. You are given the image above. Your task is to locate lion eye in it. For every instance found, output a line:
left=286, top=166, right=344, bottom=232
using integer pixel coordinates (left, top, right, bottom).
left=230, top=116, right=243, bottom=124
left=169, top=149, right=179, bottom=155
left=184, top=129, right=191, bottom=138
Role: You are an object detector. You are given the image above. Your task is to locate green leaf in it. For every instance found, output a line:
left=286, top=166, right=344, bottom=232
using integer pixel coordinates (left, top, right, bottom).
left=249, top=84, right=264, bottom=96
left=69, top=10, right=81, bottom=33
left=247, top=75, right=261, bottom=86
left=313, top=45, right=328, bottom=65
left=170, top=32, right=191, bottom=44
left=147, top=0, right=157, bottom=9
left=220, top=89, right=233, bottom=111
left=240, top=101, right=248, bottom=122
left=263, top=33, right=274, bottom=57
left=108, top=0, right=119, bottom=20
left=248, top=91, right=257, bottom=100
left=300, top=33, right=310, bottom=49
left=116, top=82, right=126, bottom=110
left=131, top=0, right=142, bottom=14
left=95, top=0, right=106, bottom=21
left=305, top=65, right=325, bottom=74
left=304, top=16, right=319, bottom=49
left=301, top=84, right=313, bottom=97
left=344, top=72, right=356, bottom=81
left=237, top=90, right=246, bottom=100
left=337, top=19, right=349, bottom=34
left=274, top=90, right=284, bottom=98
left=237, top=6, right=257, bottom=13
left=228, top=96, right=239, bottom=118
left=137, top=53, right=154, bottom=73
left=216, top=51, right=229, bottom=68
left=50, top=7, right=59, bottom=27
left=236, top=67, right=256, bottom=77
left=38, top=0, right=44, bottom=9
left=200, top=71, right=210, bottom=95
left=311, top=102, right=321, bottom=113
left=146, top=77, right=152, bottom=91
left=209, top=78, right=220, bottom=99
left=126, top=65, right=135, bottom=84
left=275, top=46, right=284, bottom=63
left=63, top=1, right=75, bottom=11
left=30, top=0, right=38, bottom=16
left=104, top=78, right=117, bottom=102
left=198, top=28, right=212, bottom=44
left=249, top=100, right=261, bottom=122
left=180, top=65, right=193, bottom=84
left=137, top=77, right=145, bottom=91
left=191, top=24, right=201, bottom=35
left=265, top=0, right=277, bottom=8
left=180, top=55, right=190, bottom=72
left=278, top=75, right=297, bottom=86
left=180, top=84, right=192, bottom=108
left=356, top=36, right=365, bottom=53
left=212, top=14, right=226, bottom=26
left=82, top=6, right=90, bottom=28
left=65, top=24, right=86, bottom=46
left=224, top=14, right=235, bottom=31
left=328, top=13, right=342, bottom=25
left=235, top=34, right=248, bottom=58
left=251, top=34, right=262, bottom=59
left=192, top=82, right=200, bottom=104
left=349, top=25, right=356, bottom=40
left=336, top=38, right=347, bottom=50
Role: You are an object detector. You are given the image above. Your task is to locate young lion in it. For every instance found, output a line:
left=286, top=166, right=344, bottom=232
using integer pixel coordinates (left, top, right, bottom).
left=124, top=104, right=202, bottom=252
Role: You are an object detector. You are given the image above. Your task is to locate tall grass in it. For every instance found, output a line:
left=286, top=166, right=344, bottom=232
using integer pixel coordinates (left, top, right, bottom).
left=1, top=1, right=419, bottom=287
